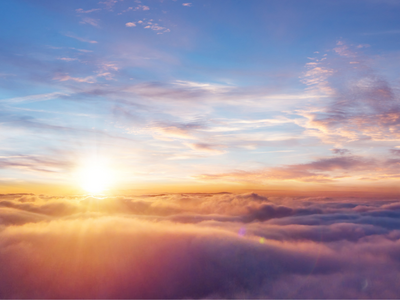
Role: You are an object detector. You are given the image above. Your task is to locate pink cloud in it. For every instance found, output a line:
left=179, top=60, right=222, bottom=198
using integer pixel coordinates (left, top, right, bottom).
left=186, top=143, right=226, bottom=154
left=195, top=154, right=400, bottom=183
left=53, top=74, right=96, bottom=83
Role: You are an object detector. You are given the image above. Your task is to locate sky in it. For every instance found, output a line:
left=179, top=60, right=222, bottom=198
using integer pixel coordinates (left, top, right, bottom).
left=1, top=1, right=400, bottom=298
left=1, top=0, right=400, bottom=195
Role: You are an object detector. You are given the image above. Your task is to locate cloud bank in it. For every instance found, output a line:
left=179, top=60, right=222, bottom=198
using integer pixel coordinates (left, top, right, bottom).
left=1, top=192, right=400, bottom=298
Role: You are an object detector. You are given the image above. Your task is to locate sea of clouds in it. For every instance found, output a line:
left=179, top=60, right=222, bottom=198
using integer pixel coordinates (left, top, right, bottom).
left=1, top=192, right=400, bottom=298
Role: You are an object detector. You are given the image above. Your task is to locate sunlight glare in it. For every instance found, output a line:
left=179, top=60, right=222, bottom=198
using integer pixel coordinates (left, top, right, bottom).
left=78, top=158, right=114, bottom=194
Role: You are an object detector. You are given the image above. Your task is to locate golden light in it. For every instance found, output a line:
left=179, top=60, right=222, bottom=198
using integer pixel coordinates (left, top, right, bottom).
left=77, top=158, right=114, bottom=194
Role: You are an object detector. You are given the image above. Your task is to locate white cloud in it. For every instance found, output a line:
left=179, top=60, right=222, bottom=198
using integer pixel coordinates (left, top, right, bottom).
left=182, top=3, right=192, bottom=6
left=126, top=22, right=136, bottom=27
left=143, top=24, right=170, bottom=34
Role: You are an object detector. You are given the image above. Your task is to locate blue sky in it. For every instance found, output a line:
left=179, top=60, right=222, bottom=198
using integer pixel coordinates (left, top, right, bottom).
left=1, top=0, right=400, bottom=194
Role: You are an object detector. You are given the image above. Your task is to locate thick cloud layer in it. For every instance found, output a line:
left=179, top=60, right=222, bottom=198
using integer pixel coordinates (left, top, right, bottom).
left=1, top=192, right=400, bottom=298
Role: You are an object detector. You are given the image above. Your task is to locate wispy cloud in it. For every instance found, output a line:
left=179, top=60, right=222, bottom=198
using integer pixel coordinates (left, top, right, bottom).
left=149, top=121, right=203, bottom=140
left=80, top=17, right=100, bottom=27
left=0, top=73, right=16, bottom=78
left=57, top=57, right=78, bottom=62
left=298, top=41, right=400, bottom=144
left=331, top=148, right=351, bottom=155
left=76, top=8, right=101, bottom=13
left=186, top=143, right=226, bottom=154
left=0, top=155, right=72, bottom=174
left=0, top=92, right=69, bottom=104
left=53, top=74, right=96, bottom=83
left=196, top=154, right=400, bottom=183
left=99, top=0, right=118, bottom=10
left=64, top=33, right=98, bottom=44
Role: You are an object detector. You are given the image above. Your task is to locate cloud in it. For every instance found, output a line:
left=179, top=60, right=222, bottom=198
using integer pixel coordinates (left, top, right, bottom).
left=186, top=143, right=226, bottom=154
left=144, top=24, right=168, bottom=33
left=0, top=112, right=137, bottom=150
left=134, top=5, right=150, bottom=11
left=0, top=73, right=16, bottom=78
left=331, top=148, right=351, bottom=155
left=0, top=155, right=73, bottom=175
left=333, top=40, right=356, bottom=57
left=128, top=18, right=170, bottom=34
left=0, top=92, right=69, bottom=104
left=2, top=193, right=400, bottom=297
left=57, top=57, right=78, bottom=62
left=76, top=8, right=101, bottom=13
left=299, top=42, right=400, bottom=144
left=53, top=74, right=96, bottom=83
left=80, top=17, right=100, bottom=27
left=70, top=48, right=93, bottom=53
left=64, top=33, right=98, bottom=44
left=99, top=0, right=118, bottom=10
left=390, top=149, right=400, bottom=156
left=149, top=121, right=204, bottom=140
left=125, top=22, right=136, bottom=27
left=119, top=4, right=149, bottom=14
left=196, top=154, right=400, bottom=183
left=182, top=3, right=192, bottom=6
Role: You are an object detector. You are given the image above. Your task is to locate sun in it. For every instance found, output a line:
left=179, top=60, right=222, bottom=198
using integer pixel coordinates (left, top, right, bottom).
left=77, top=158, right=114, bottom=194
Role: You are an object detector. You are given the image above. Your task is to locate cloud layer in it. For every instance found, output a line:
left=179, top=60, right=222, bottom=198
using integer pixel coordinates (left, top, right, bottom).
left=1, top=192, right=400, bottom=298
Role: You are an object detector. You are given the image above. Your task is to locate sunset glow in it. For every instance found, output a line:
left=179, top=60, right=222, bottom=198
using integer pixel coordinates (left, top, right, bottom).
left=77, top=159, right=113, bottom=194
left=1, top=0, right=400, bottom=298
